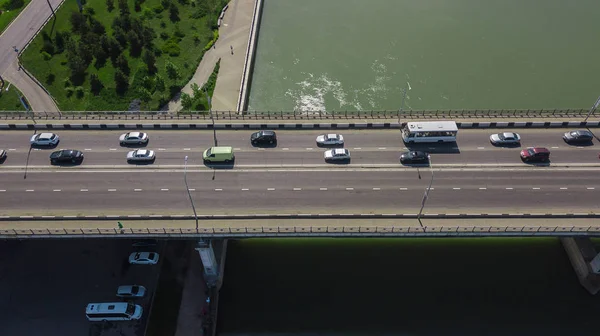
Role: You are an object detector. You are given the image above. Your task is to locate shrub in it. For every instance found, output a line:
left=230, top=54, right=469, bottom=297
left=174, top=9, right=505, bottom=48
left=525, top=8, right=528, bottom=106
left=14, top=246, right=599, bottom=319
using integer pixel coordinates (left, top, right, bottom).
left=115, top=69, right=129, bottom=95
left=90, top=74, right=104, bottom=95
left=137, top=87, right=152, bottom=102
left=142, top=7, right=154, bottom=19
left=65, top=86, right=75, bottom=97
left=41, top=51, right=52, bottom=61
left=75, top=86, right=85, bottom=99
left=152, top=5, right=164, bottom=13
left=46, top=73, right=56, bottom=85
left=180, top=92, right=192, bottom=110
left=165, top=61, right=179, bottom=80
left=161, top=40, right=180, bottom=57
left=160, top=32, right=169, bottom=40
left=106, top=0, right=115, bottom=12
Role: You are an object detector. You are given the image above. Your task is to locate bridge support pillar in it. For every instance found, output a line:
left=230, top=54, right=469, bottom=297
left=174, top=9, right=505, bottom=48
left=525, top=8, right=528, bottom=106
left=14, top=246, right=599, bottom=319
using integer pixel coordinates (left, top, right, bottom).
left=195, top=239, right=219, bottom=287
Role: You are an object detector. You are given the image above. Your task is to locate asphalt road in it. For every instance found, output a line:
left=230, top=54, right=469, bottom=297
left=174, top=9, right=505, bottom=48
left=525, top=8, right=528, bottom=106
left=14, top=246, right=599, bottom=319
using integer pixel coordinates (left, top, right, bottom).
left=0, top=129, right=599, bottom=167
left=1, top=129, right=598, bottom=215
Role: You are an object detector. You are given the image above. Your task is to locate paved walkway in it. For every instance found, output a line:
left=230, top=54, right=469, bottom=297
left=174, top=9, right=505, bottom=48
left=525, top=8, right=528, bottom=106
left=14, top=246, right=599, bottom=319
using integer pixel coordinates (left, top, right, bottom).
left=0, top=0, right=63, bottom=113
left=166, top=0, right=254, bottom=112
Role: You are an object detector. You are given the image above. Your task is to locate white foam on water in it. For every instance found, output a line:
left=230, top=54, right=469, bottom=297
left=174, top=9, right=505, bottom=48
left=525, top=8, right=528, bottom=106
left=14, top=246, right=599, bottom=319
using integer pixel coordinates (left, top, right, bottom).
left=286, top=73, right=348, bottom=112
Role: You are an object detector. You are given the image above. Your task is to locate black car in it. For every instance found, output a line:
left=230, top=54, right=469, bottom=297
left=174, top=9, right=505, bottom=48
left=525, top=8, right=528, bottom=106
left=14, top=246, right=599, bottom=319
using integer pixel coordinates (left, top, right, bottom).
left=250, top=130, right=277, bottom=146
left=563, top=130, right=594, bottom=144
left=400, top=151, right=429, bottom=164
left=50, top=149, right=84, bottom=164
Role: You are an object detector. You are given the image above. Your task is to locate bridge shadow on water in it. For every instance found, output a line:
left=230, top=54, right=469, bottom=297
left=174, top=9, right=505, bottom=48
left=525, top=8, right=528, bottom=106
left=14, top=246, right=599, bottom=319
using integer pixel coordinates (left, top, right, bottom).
left=217, top=238, right=600, bottom=336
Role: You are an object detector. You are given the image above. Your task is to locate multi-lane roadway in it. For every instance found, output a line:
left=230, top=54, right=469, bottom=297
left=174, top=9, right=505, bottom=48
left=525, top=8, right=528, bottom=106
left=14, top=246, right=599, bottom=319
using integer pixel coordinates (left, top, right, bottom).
left=0, top=129, right=598, bottom=216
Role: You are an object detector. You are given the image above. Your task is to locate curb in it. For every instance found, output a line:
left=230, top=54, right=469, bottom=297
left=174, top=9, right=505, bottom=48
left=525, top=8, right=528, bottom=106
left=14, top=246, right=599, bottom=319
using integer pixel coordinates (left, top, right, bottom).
left=1, top=121, right=599, bottom=130
left=0, top=213, right=598, bottom=221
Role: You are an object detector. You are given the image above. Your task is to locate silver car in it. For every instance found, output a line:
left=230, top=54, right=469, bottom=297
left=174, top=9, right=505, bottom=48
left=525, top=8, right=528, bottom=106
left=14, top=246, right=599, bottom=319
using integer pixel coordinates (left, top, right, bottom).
left=489, top=132, right=521, bottom=145
left=128, top=252, right=159, bottom=265
left=30, top=132, right=60, bottom=146
left=119, top=132, right=149, bottom=145
left=127, top=149, right=155, bottom=162
left=324, top=148, right=350, bottom=161
left=116, top=285, right=147, bottom=298
left=316, top=133, right=344, bottom=146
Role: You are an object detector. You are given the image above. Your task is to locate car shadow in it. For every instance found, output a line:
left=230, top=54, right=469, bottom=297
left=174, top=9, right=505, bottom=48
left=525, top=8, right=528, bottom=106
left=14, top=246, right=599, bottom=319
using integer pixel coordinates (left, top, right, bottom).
left=564, top=140, right=594, bottom=147
left=490, top=142, right=521, bottom=148
left=120, top=142, right=149, bottom=148
left=251, top=142, right=277, bottom=148
left=403, top=142, right=461, bottom=154
left=50, top=160, right=84, bottom=167
left=0, top=156, right=6, bottom=164
left=325, top=159, right=351, bottom=165
left=204, top=161, right=235, bottom=169
left=30, top=142, right=60, bottom=150
left=316, top=143, right=344, bottom=148
left=521, top=160, right=551, bottom=167
left=127, top=160, right=156, bottom=165
left=401, top=162, right=430, bottom=168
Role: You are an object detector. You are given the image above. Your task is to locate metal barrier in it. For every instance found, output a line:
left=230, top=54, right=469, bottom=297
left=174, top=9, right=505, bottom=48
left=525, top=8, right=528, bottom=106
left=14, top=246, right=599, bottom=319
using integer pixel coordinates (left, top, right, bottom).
left=1, top=225, right=599, bottom=238
left=0, top=109, right=597, bottom=121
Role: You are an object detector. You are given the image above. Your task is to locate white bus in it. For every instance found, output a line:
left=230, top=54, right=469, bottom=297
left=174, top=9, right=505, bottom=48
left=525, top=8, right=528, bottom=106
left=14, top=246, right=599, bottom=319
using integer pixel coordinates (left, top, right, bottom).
left=86, top=302, right=143, bottom=321
left=401, top=121, right=458, bottom=143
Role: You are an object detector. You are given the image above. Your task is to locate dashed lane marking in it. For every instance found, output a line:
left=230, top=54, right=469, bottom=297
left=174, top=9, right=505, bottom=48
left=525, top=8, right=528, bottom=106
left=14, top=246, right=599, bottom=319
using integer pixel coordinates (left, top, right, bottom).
left=306, top=148, right=314, bottom=150
left=378, top=147, right=387, bottom=150
left=234, top=148, right=241, bottom=151
left=84, top=148, right=92, bottom=151
left=241, top=188, right=249, bottom=191
left=215, top=188, right=223, bottom=191
left=588, top=187, right=595, bottom=190
left=453, top=188, right=461, bottom=190
left=183, top=148, right=191, bottom=151
left=551, top=146, right=559, bottom=149
left=346, top=187, right=354, bottom=191
left=400, top=188, right=408, bottom=190
left=373, top=187, right=381, bottom=191
left=267, top=188, right=275, bottom=191
left=532, top=187, right=541, bottom=190
left=505, top=187, right=513, bottom=190
left=109, top=148, right=117, bottom=151
left=0, top=190, right=5, bottom=192
left=293, top=188, right=302, bottom=191
left=108, top=189, right=117, bottom=192
left=282, top=148, right=289, bottom=150
left=25, top=189, right=34, bottom=192
left=479, top=187, right=487, bottom=190
left=8, top=149, right=16, bottom=151
left=80, top=189, right=88, bottom=192
left=560, top=187, right=568, bottom=190
left=188, top=188, right=195, bottom=191
left=160, top=188, right=169, bottom=191
left=320, top=188, right=328, bottom=191
left=477, top=147, right=485, bottom=149
left=158, top=148, right=166, bottom=151
left=53, top=189, right=61, bottom=192
left=134, top=189, right=142, bottom=192
left=354, top=147, right=362, bottom=150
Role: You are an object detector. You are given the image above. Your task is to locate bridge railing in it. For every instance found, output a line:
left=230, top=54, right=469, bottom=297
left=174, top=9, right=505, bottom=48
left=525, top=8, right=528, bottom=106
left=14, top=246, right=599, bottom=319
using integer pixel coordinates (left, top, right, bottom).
left=1, top=225, right=598, bottom=237
left=0, top=109, right=597, bottom=121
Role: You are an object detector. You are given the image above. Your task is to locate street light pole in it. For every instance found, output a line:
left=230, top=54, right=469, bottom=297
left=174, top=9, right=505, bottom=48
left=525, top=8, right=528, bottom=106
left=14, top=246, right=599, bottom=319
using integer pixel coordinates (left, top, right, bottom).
left=184, top=156, right=199, bottom=230
left=204, top=88, right=218, bottom=146
left=398, top=87, right=408, bottom=124
left=417, top=154, right=434, bottom=228
left=583, top=95, right=600, bottom=122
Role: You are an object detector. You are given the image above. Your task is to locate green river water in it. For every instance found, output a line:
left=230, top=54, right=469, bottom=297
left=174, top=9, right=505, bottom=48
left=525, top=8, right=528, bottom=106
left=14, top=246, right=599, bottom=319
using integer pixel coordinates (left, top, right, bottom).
left=248, top=0, right=600, bottom=112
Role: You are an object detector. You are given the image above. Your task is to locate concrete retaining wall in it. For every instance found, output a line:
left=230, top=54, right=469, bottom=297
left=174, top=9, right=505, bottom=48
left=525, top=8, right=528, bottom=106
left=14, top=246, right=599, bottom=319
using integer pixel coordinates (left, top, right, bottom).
left=236, top=0, right=264, bottom=112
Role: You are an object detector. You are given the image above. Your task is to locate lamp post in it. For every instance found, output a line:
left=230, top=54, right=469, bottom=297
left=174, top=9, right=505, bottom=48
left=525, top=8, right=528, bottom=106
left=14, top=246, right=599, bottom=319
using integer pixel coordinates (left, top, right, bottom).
left=204, top=88, right=218, bottom=146
left=398, top=87, right=408, bottom=124
left=184, top=156, right=199, bottom=230
left=584, top=95, right=600, bottom=122
left=417, top=154, right=434, bottom=228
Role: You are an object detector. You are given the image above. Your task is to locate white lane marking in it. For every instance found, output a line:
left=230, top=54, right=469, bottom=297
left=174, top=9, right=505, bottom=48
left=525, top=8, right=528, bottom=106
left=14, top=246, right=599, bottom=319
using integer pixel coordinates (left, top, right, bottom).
left=109, top=148, right=117, bottom=151
left=80, top=189, right=88, bottom=192
left=453, top=188, right=461, bottom=190
left=53, top=189, right=61, bottom=192
left=134, top=189, right=142, bottom=192
left=477, top=147, right=485, bottom=149
left=399, top=188, right=408, bottom=190
left=183, top=148, right=191, bottom=151
left=25, top=189, right=34, bottom=192
left=378, top=147, right=387, bottom=150
left=293, top=188, right=302, bottom=191
left=234, top=148, right=241, bottom=151
left=108, top=189, right=117, bottom=192
left=354, top=147, right=362, bottom=150
left=532, top=187, right=541, bottom=190
left=372, top=187, right=381, bottom=191
left=577, top=147, right=584, bottom=149
left=505, top=187, right=514, bottom=190
left=346, top=187, right=354, bottom=191
left=33, top=148, right=40, bottom=151
left=282, top=148, right=289, bottom=150
left=306, top=148, right=314, bottom=150
left=241, top=188, right=249, bottom=191
left=0, top=190, right=5, bottom=192
left=189, top=188, right=196, bottom=191
left=551, top=146, right=559, bottom=149
left=160, top=188, right=169, bottom=191
left=587, top=187, right=595, bottom=190
left=560, top=187, right=568, bottom=190
left=319, top=188, right=327, bottom=191
left=258, top=148, right=265, bottom=151
left=8, top=149, right=16, bottom=151
left=158, top=148, right=166, bottom=151
left=215, top=188, right=222, bottom=191
left=267, top=188, right=275, bottom=191
left=84, top=148, right=92, bottom=151
left=479, top=187, right=487, bottom=190
left=429, top=188, right=435, bottom=190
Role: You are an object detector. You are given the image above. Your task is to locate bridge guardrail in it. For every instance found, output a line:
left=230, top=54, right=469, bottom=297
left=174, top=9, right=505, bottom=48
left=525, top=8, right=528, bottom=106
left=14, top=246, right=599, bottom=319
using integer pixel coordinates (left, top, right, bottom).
left=1, top=225, right=599, bottom=237
left=0, top=109, right=597, bottom=121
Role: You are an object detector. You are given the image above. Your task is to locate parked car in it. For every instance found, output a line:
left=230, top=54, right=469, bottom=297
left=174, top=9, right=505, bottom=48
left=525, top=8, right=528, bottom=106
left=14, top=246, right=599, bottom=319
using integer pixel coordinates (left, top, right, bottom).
left=490, top=132, right=521, bottom=145
left=324, top=148, right=350, bottom=161
left=127, top=149, right=155, bottom=162
left=520, top=147, right=550, bottom=163
left=316, top=134, right=344, bottom=146
left=49, top=149, right=84, bottom=165
left=400, top=151, right=429, bottom=164
left=116, top=285, right=147, bottom=298
left=30, top=132, right=60, bottom=146
left=119, top=132, right=149, bottom=145
left=0, top=149, right=6, bottom=162
left=250, top=130, right=277, bottom=146
left=563, top=130, right=594, bottom=144
left=128, top=252, right=159, bottom=265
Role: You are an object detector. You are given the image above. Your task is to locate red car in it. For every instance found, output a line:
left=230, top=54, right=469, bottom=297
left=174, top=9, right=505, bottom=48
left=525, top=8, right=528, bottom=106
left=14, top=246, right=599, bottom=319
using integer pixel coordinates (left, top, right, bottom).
left=520, top=147, right=550, bottom=163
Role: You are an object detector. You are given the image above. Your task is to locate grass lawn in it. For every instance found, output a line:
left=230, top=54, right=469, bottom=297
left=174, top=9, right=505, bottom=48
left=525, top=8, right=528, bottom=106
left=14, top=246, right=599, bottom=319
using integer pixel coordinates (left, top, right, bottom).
left=0, top=0, right=31, bottom=34
left=0, top=81, right=27, bottom=111
left=21, top=0, right=226, bottom=111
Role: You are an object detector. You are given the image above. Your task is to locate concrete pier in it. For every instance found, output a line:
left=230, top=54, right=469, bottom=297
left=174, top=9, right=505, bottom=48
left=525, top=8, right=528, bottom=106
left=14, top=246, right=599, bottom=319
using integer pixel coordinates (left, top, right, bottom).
left=561, top=237, right=600, bottom=295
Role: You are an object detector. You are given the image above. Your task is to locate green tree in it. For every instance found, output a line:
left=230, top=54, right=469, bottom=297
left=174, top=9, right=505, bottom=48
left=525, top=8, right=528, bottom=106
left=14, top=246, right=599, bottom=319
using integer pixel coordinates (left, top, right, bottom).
left=54, top=31, right=66, bottom=53
left=90, top=18, right=106, bottom=36
left=142, top=49, right=157, bottom=74
left=169, top=3, right=180, bottom=22
left=180, top=92, right=192, bottom=111
left=70, top=10, right=88, bottom=34
left=165, top=61, right=179, bottom=80
left=155, top=75, right=166, bottom=92
left=118, top=0, right=130, bottom=15
left=4, top=0, right=24, bottom=10
left=114, top=69, right=129, bottom=94
left=137, top=87, right=152, bottom=102
left=107, top=36, right=123, bottom=63
left=106, top=0, right=115, bottom=12
left=115, top=54, right=130, bottom=76
left=113, top=27, right=128, bottom=47
left=190, top=83, right=202, bottom=101
left=127, top=31, right=143, bottom=57
left=90, top=73, right=104, bottom=95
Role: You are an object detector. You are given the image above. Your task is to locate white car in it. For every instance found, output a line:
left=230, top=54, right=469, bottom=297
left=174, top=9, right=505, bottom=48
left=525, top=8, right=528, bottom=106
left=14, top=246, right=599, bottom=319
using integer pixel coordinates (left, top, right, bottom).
left=324, top=148, right=350, bottom=161
left=316, top=133, right=344, bottom=146
left=119, top=132, right=149, bottom=145
left=30, top=132, right=60, bottom=146
left=490, top=132, right=521, bottom=145
left=128, top=252, right=159, bottom=265
left=116, top=285, right=146, bottom=298
left=127, top=149, right=155, bottom=162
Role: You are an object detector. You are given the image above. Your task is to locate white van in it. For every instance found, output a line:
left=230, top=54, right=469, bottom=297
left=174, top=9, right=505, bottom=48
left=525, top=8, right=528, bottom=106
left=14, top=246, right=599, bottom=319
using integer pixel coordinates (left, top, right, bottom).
left=86, top=302, right=143, bottom=321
